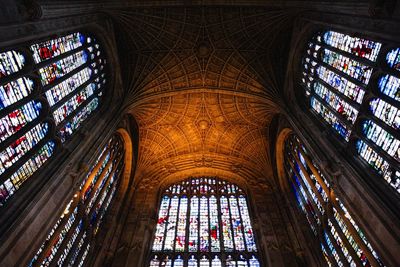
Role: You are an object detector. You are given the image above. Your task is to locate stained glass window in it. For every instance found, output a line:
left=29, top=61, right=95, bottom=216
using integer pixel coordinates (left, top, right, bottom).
left=284, top=134, right=385, bottom=266
left=149, top=177, right=260, bottom=267
left=0, top=31, right=107, bottom=208
left=301, top=30, right=400, bottom=195
left=29, top=135, right=124, bottom=267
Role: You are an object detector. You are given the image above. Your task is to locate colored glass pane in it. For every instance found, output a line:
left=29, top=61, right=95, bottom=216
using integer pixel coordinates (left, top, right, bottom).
left=229, top=196, right=245, bottom=251
left=322, top=49, right=373, bottom=84
left=174, top=256, right=184, bottom=267
left=0, top=141, right=54, bottom=205
left=30, top=137, right=123, bottom=266
left=0, top=122, right=48, bottom=175
left=378, top=75, right=400, bottom=102
left=59, top=97, right=99, bottom=142
left=0, top=50, right=25, bottom=77
left=324, top=232, right=343, bottom=266
left=39, top=50, right=88, bottom=86
left=323, top=31, right=381, bottom=61
left=0, top=100, right=42, bottom=142
left=362, top=120, right=399, bottom=162
left=175, top=196, right=188, bottom=251
left=30, top=32, right=85, bottom=63
left=210, top=196, right=220, bottom=252
left=0, top=77, right=34, bottom=110
left=211, top=256, right=221, bottom=267
left=337, top=201, right=384, bottom=266
left=189, top=196, right=199, bottom=252
left=356, top=140, right=400, bottom=192
left=370, top=98, right=400, bottom=130
left=45, top=67, right=92, bottom=106
left=314, top=82, right=359, bottom=124
left=316, top=65, right=365, bottom=104
left=199, top=196, right=209, bottom=252
left=221, top=196, right=234, bottom=251
left=150, top=178, right=258, bottom=266
left=164, top=196, right=179, bottom=251
left=386, top=48, right=400, bottom=71
left=310, top=97, right=350, bottom=140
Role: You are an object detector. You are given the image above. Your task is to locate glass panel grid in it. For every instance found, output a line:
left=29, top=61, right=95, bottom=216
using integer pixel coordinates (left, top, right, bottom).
left=149, top=177, right=260, bottom=267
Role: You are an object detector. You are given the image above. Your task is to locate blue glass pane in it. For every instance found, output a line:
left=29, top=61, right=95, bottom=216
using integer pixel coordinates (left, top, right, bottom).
left=316, top=65, right=365, bottom=104
left=369, top=98, right=400, bottom=130
left=362, top=120, right=399, bottom=162
left=378, top=75, right=400, bottom=103
left=0, top=50, right=25, bottom=78
left=386, top=48, right=400, bottom=71
left=0, top=77, right=34, bottom=110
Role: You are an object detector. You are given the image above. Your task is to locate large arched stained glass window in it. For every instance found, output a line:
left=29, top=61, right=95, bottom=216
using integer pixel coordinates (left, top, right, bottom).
left=29, top=135, right=124, bottom=267
left=301, top=30, right=400, bottom=195
left=0, top=31, right=107, bottom=207
left=149, top=177, right=260, bottom=267
left=284, top=134, right=385, bottom=267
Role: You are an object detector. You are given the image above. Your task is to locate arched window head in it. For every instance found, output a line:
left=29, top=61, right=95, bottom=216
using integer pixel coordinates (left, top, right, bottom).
left=149, top=177, right=260, bottom=267
left=283, top=134, right=385, bottom=266
left=300, top=30, right=400, bottom=195
left=0, top=31, right=108, bottom=207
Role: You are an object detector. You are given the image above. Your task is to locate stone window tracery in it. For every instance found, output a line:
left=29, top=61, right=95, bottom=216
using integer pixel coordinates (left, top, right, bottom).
left=29, top=135, right=124, bottom=267
left=149, top=177, right=260, bottom=267
left=0, top=31, right=107, bottom=206
left=301, top=30, right=400, bottom=194
left=284, top=134, right=385, bottom=267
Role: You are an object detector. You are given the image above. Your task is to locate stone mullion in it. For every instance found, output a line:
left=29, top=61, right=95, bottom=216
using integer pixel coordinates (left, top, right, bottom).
left=216, top=188, right=226, bottom=266
left=0, top=131, right=53, bottom=185
left=285, top=164, right=320, bottom=232
left=331, top=199, right=381, bottom=267
left=206, top=195, right=211, bottom=255
left=32, top=44, right=90, bottom=71
left=226, top=195, right=237, bottom=257
left=87, top=153, right=123, bottom=220
left=296, top=145, right=330, bottom=195
left=288, top=158, right=323, bottom=224
left=72, top=234, right=91, bottom=267
left=82, top=150, right=115, bottom=206
left=316, top=41, right=377, bottom=69
left=81, top=144, right=113, bottom=196
left=62, top=228, right=87, bottom=267
left=183, top=194, right=191, bottom=266
left=0, top=100, right=50, bottom=152
left=235, top=196, right=248, bottom=254
left=161, top=196, right=172, bottom=254
left=292, top=149, right=326, bottom=212
left=172, top=195, right=181, bottom=261
left=329, top=217, right=364, bottom=267
left=321, top=237, right=340, bottom=267
left=32, top=198, right=80, bottom=267
left=40, top=53, right=98, bottom=93
left=48, top=216, right=83, bottom=267
left=325, top=229, right=351, bottom=267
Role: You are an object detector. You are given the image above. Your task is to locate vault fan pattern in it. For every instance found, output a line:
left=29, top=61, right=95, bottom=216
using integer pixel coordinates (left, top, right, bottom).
left=109, top=6, right=297, bottom=183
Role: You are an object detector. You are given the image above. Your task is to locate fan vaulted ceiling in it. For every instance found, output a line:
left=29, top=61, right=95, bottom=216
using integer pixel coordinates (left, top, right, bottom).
left=110, top=6, right=298, bottom=182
